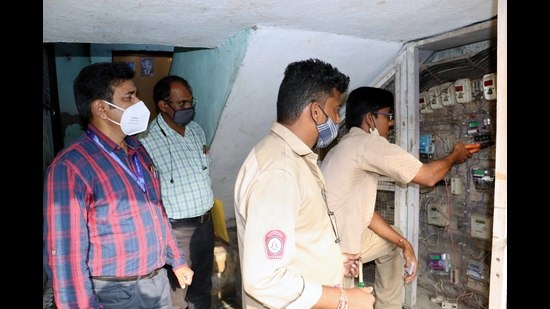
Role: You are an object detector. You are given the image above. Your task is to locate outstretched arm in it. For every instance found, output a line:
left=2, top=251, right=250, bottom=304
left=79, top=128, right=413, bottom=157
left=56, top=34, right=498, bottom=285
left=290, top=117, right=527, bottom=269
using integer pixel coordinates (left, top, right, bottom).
left=412, top=141, right=475, bottom=186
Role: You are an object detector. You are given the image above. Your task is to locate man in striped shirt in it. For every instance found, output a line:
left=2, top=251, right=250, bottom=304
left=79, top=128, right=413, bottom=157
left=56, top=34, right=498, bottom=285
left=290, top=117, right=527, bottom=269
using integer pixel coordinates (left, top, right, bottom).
left=138, top=75, right=215, bottom=309
left=43, top=62, right=194, bottom=308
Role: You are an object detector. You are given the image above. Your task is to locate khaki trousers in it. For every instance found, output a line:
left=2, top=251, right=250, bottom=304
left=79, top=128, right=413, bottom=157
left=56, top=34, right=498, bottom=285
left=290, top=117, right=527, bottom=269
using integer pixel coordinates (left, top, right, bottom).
left=343, top=226, right=404, bottom=309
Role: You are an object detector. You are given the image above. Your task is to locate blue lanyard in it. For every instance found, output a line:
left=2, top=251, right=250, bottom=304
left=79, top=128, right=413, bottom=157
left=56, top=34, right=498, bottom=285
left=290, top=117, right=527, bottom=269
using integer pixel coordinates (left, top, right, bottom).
left=87, top=130, right=146, bottom=193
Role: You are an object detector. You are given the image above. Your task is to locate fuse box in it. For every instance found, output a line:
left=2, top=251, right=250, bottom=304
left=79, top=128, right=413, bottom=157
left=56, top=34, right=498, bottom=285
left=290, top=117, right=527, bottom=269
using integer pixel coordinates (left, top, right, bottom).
left=419, top=134, right=434, bottom=157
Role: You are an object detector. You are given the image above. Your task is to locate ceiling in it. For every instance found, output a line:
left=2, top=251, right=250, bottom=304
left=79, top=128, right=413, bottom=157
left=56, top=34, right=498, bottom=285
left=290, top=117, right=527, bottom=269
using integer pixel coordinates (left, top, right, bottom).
left=43, top=0, right=497, bottom=48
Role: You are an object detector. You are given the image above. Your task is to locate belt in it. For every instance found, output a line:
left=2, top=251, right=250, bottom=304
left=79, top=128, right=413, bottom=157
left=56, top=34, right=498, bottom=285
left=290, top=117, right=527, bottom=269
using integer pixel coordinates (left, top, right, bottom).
left=91, top=268, right=161, bottom=282
left=169, top=210, right=211, bottom=225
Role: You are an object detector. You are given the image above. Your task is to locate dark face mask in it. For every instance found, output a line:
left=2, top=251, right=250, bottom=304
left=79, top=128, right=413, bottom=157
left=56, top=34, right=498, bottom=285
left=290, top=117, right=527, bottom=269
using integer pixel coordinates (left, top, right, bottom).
left=172, top=107, right=195, bottom=126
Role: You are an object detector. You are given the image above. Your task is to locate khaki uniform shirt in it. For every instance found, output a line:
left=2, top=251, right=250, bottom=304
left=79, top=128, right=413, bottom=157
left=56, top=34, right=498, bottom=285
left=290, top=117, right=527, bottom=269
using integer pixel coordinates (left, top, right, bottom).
left=234, top=122, right=344, bottom=308
left=321, top=127, right=422, bottom=254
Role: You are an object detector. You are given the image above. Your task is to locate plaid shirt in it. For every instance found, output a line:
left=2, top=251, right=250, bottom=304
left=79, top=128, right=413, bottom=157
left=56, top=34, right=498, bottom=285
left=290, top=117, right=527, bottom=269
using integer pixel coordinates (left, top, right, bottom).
left=43, top=124, right=186, bottom=308
left=138, top=116, right=213, bottom=219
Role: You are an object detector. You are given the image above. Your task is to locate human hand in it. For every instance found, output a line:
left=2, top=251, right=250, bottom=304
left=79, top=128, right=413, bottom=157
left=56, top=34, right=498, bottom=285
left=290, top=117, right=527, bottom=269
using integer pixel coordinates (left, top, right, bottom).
left=346, top=286, right=376, bottom=309
left=402, top=245, right=418, bottom=283
left=342, top=253, right=361, bottom=277
left=174, top=265, right=194, bottom=288
left=453, top=141, right=473, bottom=164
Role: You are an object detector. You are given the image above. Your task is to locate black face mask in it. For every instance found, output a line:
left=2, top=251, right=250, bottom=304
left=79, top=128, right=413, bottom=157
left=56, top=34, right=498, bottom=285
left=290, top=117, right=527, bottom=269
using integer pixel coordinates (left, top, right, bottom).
left=172, top=107, right=195, bottom=126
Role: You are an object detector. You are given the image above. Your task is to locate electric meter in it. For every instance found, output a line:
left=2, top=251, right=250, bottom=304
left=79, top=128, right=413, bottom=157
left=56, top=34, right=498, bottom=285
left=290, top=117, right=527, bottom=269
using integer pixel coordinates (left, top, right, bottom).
left=428, top=85, right=443, bottom=109
left=471, top=167, right=495, bottom=191
left=482, top=73, right=496, bottom=100
left=454, top=78, right=472, bottom=103
left=419, top=91, right=432, bottom=114
left=440, top=82, right=456, bottom=106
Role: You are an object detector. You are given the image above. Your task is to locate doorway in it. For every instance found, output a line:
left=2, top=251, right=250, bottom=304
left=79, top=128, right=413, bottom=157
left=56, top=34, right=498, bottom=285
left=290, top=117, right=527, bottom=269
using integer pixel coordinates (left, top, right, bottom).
left=112, top=51, right=173, bottom=122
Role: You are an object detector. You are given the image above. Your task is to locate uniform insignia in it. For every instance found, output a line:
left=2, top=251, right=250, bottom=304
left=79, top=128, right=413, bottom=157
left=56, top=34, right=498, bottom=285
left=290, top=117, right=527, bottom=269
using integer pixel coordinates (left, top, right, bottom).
left=264, top=230, right=285, bottom=259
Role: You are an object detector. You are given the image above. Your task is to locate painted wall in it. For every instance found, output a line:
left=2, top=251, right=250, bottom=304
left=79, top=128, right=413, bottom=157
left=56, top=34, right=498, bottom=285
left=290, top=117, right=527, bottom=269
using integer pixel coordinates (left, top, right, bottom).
left=209, top=26, right=403, bottom=222
left=170, top=29, right=251, bottom=146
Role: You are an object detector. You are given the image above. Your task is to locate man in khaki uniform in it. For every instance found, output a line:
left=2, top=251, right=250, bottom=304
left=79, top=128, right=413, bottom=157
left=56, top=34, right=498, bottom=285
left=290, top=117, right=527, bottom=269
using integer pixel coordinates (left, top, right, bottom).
left=321, top=86, right=476, bottom=309
left=234, top=59, right=375, bottom=309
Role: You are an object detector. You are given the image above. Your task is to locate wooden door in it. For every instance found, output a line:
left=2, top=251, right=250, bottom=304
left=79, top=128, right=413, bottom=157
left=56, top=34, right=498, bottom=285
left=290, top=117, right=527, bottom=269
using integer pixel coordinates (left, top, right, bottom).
left=113, top=51, right=172, bottom=122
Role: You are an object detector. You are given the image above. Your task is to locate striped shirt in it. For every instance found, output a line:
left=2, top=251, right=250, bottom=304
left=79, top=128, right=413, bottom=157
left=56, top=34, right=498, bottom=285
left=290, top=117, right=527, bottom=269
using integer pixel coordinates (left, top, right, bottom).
left=138, top=116, right=213, bottom=219
left=43, top=124, right=187, bottom=309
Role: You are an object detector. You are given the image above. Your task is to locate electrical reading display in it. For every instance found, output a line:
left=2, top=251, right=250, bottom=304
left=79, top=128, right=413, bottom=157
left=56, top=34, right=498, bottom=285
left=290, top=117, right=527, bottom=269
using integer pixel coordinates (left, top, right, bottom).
left=454, top=78, right=472, bottom=103
left=482, top=73, right=496, bottom=100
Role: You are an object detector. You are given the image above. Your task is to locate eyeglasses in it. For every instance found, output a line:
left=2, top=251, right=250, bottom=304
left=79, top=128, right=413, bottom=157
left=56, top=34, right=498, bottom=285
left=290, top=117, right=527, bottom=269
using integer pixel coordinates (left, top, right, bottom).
left=164, top=98, right=196, bottom=109
left=372, top=111, right=394, bottom=121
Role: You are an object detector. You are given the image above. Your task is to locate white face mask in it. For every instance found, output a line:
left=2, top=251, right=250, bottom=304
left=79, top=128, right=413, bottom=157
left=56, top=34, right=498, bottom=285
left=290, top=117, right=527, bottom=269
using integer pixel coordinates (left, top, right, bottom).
left=368, top=114, right=380, bottom=136
left=104, top=100, right=150, bottom=135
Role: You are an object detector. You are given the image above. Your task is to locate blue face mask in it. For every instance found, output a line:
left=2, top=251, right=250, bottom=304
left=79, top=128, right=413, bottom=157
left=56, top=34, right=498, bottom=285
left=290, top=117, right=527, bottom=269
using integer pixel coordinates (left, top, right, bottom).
left=168, top=105, right=195, bottom=126
left=316, top=108, right=339, bottom=148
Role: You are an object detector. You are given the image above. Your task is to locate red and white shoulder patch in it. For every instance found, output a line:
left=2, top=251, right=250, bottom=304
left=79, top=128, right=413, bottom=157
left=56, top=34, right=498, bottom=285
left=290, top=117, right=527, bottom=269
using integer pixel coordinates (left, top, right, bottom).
left=264, top=230, right=286, bottom=259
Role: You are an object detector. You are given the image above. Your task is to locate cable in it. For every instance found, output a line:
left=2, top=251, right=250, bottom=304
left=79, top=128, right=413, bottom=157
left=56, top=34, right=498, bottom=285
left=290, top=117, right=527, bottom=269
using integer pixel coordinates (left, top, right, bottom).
left=157, top=119, right=174, bottom=184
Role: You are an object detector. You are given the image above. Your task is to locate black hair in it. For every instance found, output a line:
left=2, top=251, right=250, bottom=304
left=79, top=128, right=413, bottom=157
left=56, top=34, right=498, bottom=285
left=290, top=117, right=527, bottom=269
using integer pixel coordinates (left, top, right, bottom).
left=153, top=75, right=193, bottom=112
left=276, top=58, right=350, bottom=124
left=345, top=86, right=394, bottom=130
left=73, top=62, right=135, bottom=128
